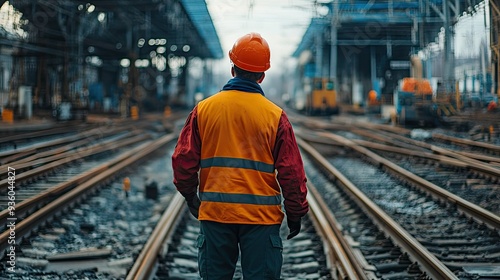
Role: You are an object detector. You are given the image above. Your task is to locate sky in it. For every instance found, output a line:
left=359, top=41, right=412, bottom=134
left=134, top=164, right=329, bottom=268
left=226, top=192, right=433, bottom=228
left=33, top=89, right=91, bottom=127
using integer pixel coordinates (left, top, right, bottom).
left=454, top=4, right=489, bottom=58
left=206, top=0, right=316, bottom=76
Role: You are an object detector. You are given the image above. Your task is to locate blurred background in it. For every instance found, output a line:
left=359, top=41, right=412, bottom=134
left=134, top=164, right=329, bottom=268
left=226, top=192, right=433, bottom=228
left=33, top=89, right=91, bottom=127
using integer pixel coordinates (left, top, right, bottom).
left=0, top=0, right=495, bottom=121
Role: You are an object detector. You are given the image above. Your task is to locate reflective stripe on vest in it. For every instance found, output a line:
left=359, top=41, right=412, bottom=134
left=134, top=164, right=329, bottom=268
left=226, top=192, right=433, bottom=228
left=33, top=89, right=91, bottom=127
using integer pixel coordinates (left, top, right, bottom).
left=200, top=192, right=281, bottom=205
left=200, top=157, right=275, bottom=173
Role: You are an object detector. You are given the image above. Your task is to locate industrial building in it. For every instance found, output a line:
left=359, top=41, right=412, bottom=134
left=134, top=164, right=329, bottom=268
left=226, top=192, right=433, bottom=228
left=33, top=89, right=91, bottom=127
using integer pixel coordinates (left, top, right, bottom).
left=0, top=0, right=222, bottom=120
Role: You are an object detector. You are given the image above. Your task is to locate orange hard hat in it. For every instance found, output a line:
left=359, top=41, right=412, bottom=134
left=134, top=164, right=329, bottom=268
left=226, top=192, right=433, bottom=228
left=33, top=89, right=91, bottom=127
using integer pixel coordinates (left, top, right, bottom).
left=229, top=32, right=270, bottom=73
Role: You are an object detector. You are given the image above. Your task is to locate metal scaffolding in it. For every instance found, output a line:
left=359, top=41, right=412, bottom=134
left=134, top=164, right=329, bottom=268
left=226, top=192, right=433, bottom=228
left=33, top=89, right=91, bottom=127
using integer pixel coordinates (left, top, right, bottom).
left=0, top=0, right=223, bottom=118
left=293, top=0, right=485, bottom=105
left=491, top=0, right=500, bottom=97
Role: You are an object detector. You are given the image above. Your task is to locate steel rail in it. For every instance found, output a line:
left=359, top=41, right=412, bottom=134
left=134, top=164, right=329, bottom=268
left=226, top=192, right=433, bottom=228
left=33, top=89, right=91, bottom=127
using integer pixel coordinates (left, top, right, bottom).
left=0, top=134, right=151, bottom=192
left=299, top=131, right=467, bottom=167
left=0, top=123, right=89, bottom=144
left=126, top=170, right=368, bottom=280
left=0, top=130, right=140, bottom=169
left=292, top=117, right=412, bottom=136
left=350, top=138, right=473, bottom=167
left=343, top=121, right=412, bottom=135
left=296, top=135, right=459, bottom=280
left=432, top=132, right=500, bottom=153
left=306, top=178, right=369, bottom=280
left=350, top=127, right=500, bottom=172
left=304, top=117, right=500, bottom=161
left=0, top=125, right=140, bottom=165
left=126, top=193, right=185, bottom=280
left=454, top=150, right=500, bottom=164
left=0, top=125, right=111, bottom=162
left=298, top=117, right=500, bottom=178
left=366, top=126, right=500, bottom=177
left=0, top=133, right=177, bottom=259
left=429, top=145, right=500, bottom=179
left=351, top=138, right=500, bottom=179
left=350, top=128, right=429, bottom=152
left=0, top=134, right=152, bottom=225
left=314, top=132, right=500, bottom=230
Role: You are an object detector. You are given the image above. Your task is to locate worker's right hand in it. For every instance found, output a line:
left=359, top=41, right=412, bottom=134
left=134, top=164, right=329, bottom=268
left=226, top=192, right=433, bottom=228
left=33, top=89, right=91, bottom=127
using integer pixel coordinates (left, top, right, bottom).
left=286, top=218, right=302, bottom=240
left=184, top=193, right=201, bottom=219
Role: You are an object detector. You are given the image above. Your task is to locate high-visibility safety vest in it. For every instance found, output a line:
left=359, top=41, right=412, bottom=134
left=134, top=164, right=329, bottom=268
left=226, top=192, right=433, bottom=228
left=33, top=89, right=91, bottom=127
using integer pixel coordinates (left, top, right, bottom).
left=196, top=90, right=284, bottom=225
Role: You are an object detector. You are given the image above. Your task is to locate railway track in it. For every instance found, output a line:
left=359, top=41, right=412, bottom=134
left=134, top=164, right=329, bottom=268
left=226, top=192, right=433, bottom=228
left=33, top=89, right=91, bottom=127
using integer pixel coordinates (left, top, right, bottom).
left=0, top=132, right=152, bottom=232
left=128, top=120, right=498, bottom=279
left=0, top=122, right=95, bottom=153
left=1, top=112, right=498, bottom=279
left=0, top=116, right=174, bottom=198
left=295, top=115, right=500, bottom=160
left=0, top=114, right=182, bottom=274
left=294, top=116, right=500, bottom=218
left=0, top=131, right=176, bottom=254
left=295, top=127, right=500, bottom=279
left=0, top=124, right=143, bottom=165
left=127, top=182, right=363, bottom=280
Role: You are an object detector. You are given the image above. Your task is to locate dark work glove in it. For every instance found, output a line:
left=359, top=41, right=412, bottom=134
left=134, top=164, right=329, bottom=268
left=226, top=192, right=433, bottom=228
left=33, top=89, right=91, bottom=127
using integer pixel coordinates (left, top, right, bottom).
left=286, top=218, right=302, bottom=240
left=184, top=193, right=201, bottom=219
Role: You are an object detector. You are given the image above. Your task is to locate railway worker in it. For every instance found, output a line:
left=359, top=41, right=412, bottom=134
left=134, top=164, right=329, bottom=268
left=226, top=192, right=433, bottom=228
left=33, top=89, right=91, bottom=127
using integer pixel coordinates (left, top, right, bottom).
left=172, top=32, right=309, bottom=279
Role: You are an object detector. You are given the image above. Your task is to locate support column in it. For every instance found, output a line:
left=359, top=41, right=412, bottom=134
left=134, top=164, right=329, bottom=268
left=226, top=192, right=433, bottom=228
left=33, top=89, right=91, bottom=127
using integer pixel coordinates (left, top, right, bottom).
left=371, top=46, right=378, bottom=94
left=490, top=0, right=500, bottom=97
left=315, top=31, right=323, bottom=78
left=443, top=0, right=456, bottom=94
left=330, top=0, right=338, bottom=85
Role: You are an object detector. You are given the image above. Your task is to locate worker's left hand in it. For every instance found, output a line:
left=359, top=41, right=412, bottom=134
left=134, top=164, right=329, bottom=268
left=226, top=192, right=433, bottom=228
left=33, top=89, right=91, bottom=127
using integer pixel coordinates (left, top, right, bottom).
left=185, top=193, right=201, bottom=219
left=286, top=218, right=302, bottom=240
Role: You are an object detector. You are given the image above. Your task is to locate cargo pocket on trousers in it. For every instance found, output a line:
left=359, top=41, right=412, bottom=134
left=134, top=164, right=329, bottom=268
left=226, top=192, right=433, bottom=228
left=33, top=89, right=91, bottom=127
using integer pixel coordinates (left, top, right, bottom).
left=197, top=234, right=206, bottom=279
left=266, top=234, right=283, bottom=279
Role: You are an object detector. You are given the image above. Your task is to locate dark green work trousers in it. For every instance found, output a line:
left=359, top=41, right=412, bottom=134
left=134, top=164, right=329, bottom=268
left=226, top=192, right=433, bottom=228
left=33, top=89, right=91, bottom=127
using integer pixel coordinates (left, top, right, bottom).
left=198, top=220, right=283, bottom=280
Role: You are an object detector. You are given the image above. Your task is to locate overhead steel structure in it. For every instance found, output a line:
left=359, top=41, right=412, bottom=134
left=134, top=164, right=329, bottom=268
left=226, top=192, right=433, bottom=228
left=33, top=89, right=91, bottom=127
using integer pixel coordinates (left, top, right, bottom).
left=293, top=0, right=485, bottom=106
left=0, top=0, right=222, bottom=116
left=490, top=0, right=500, bottom=98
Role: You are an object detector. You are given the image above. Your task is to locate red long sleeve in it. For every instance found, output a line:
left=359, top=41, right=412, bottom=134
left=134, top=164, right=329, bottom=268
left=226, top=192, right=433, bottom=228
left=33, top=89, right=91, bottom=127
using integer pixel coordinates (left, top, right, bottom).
left=273, top=112, right=309, bottom=221
left=172, top=107, right=201, bottom=197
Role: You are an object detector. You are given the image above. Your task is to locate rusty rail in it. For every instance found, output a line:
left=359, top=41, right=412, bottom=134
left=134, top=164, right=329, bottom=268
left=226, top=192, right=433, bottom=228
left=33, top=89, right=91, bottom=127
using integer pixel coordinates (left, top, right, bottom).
left=0, top=133, right=176, bottom=259
left=297, top=136, right=459, bottom=280
left=311, top=131, right=500, bottom=230
left=126, top=193, right=185, bottom=280
left=306, top=179, right=369, bottom=279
